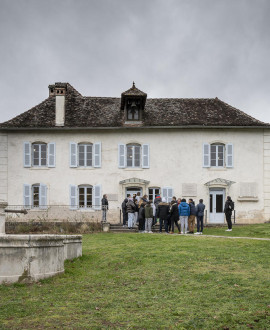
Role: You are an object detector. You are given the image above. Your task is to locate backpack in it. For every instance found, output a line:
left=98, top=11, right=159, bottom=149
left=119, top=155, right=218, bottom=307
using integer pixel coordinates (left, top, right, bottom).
left=229, top=201, right=234, bottom=211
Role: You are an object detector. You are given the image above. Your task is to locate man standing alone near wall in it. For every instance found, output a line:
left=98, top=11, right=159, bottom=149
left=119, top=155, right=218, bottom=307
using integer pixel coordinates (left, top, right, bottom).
left=101, top=194, right=109, bottom=222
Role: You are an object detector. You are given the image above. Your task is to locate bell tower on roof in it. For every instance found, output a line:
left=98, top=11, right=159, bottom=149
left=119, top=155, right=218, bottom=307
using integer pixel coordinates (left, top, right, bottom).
left=121, top=82, right=147, bottom=122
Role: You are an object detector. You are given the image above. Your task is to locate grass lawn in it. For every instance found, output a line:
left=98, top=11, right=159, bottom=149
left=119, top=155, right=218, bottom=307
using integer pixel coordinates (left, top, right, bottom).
left=0, top=226, right=270, bottom=329
left=200, top=223, right=270, bottom=238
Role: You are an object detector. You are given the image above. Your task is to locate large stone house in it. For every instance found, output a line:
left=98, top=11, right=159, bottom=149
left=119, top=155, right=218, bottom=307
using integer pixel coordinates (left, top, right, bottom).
left=0, top=82, right=269, bottom=224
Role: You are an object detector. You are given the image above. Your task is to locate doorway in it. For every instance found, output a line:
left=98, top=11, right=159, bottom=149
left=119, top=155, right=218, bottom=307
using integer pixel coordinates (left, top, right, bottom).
left=209, top=188, right=225, bottom=223
left=126, top=187, right=142, bottom=198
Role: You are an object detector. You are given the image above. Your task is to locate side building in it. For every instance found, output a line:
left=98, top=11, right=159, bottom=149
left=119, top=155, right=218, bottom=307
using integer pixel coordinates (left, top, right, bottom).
left=0, top=82, right=269, bottom=224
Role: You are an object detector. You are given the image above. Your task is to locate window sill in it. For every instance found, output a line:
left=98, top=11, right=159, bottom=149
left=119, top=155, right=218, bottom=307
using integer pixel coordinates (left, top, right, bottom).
left=237, top=197, right=259, bottom=202
left=207, top=167, right=228, bottom=171
left=124, top=168, right=143, bottom=171
left=78, top=208, right=95, bottom=212
left=29, top=167, right=50, bottom=170
left=73, top=167, right=96, bottom=170
left=29, top=208, right=48, bottom=211
left=124, top=121, right=143, bottom=124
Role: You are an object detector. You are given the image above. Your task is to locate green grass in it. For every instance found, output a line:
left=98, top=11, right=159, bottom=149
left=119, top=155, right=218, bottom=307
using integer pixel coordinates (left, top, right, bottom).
left=0, top=227, right=270, bottom=329
left=201, top=223, right=270, bottom=238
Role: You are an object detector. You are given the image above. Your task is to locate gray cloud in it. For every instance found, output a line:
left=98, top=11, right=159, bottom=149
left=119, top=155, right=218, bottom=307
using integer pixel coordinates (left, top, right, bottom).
left=0, top=0, right=270, bottom=122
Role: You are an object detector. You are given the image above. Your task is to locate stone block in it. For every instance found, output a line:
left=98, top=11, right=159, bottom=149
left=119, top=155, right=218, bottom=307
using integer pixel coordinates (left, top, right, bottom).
left=63, top=235, right=82, bottom=260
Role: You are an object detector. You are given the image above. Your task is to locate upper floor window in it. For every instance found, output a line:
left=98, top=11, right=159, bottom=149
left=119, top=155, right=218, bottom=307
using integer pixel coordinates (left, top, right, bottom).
left=203, top=143, right=233, bottom=168
left=127, top=144, right=141, bottom=167
left=33, top=143, right=47, bottom=166
left=210, top=144, right=224, bottom=167
left=118, top=143, right=150, bottom=169
left=23, top=183, right=47, bottom=209
left=24, top=142, right=55, bottom=168
left=78, top=143, right=93, bottom=167
left=70, top=142, right=101, bottom=168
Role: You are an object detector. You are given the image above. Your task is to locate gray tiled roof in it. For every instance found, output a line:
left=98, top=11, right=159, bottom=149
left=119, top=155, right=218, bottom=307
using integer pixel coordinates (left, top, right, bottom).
left=0, top=83, right=268, bottom=128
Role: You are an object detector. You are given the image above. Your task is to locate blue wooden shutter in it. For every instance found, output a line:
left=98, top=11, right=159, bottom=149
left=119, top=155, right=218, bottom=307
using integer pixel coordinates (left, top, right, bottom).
left=118, top=144, right=126, bottom=168
left=226, top=143, right=233, bottom=168
left=40, top=183, right=47, bottom=209
left=93, top=184, right=102, bottom=210
left=142, top=144, right=150, bottom=168
left=70, top=185, right=78, bottom=209
left=48, top=142, right=56, bottom=167
left=94, top=142, right=101, bottom=168
left=203, top=143, right=210, bottom=167
left=23, top=184, right=31, bottom=209
left=70, top=142, right=77, bottom=167
left=23, top=142, right=31, bottom=167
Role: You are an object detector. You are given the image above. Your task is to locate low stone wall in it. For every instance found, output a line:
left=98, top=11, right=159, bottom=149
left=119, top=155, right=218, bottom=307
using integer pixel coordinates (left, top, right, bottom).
left=5, top=221, right=101, bottom=234
left=0, top=234, right=82, bottom=284
left=63, top=235, right=82, bottom=260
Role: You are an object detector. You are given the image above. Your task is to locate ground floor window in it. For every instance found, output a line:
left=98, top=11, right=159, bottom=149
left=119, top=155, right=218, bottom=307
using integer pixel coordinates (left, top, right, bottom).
left=148, top=188, right=160, bottom=202
left=23, top=183, right=47, bottom=209
left=79, top=186, right=93, bottom=208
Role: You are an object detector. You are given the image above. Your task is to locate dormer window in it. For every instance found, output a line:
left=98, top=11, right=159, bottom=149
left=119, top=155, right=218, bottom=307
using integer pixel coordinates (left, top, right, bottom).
left=121, top=82, right=147, bottom=123
left=127, top=100, right=140, bottom=121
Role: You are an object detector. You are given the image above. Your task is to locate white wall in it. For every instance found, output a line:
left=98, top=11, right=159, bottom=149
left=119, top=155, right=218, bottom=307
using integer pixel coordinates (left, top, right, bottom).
left=5, top=128, right=266, bottom=223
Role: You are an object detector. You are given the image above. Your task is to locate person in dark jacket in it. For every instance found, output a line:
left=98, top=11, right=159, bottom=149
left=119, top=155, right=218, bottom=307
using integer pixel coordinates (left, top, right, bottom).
left=188, top=199, right=196, bottom=234
left=144, top=201, right=153, bottom=233
left=121, top=197, right=128, bottom=227
left=126, top=197, right=136, bottom=229
left=178, top=198, right=190, bottom=234
left=154, top=194, right=162, bottom=225
left=169, top=200, right=181, bottom=234
left=101, top=194, right=109, bottom=221
left=195, top=199, right=205, bottom=235
left=157, top=197, right=170, bottom=233
left=138, top=202, right=146, bottom=232
left=224, top=196, right=234, bottom=231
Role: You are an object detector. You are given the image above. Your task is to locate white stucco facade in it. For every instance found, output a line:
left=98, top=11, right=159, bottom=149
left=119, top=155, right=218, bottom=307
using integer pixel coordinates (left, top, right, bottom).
left=1, top=127, right=269, bottom=224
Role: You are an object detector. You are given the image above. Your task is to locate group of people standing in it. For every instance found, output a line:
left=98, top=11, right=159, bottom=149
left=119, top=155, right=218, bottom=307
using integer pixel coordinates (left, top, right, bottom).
left=121, top=193, right=206, bottom=234
left=121, top=193, right=234, bottom=233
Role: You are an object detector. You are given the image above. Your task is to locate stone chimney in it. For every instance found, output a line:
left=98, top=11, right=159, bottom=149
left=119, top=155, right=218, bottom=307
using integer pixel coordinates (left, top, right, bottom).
left=48, top=83, right=67, bottom=127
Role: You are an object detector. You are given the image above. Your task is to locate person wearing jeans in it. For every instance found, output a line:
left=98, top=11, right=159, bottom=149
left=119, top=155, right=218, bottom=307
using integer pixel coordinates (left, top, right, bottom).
left=126, top=196, right=136, bottom=229
left=195, top=199, right=205, bottom=235
left=101, top=194, right=108, bottom=222
left=144, top=201, right=153, bottom=233
left=157, top=197, right=170, bottom=233
left=178, top=198, right=190, bottom=234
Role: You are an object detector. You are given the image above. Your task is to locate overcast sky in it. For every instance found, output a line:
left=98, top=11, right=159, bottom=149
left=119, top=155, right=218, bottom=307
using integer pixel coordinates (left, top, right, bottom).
left=0, top=0, right=270, bottom=123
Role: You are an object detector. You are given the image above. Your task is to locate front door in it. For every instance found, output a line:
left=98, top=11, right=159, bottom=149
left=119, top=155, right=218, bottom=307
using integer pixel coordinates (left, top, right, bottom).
left=126, top=187, right=142, bottom=198
left=209, top=189, right=225, bottom=223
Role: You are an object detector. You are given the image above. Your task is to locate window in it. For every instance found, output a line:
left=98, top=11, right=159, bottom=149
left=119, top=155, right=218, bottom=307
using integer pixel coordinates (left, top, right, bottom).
left=70, top=184, right=102, bottom=210
left=33, top=143, right=47, bottom=166
left=118, top=143, right=149, bottom=168
left=127, top=144, right=141, bottom=167
left=148, top=188, right=160, bottom=202
left=79, top=186, right=93, bottom=208
left=78, top=143, right=93, bottom=167
left=70, top=142, right=101, bottom=168
left=210, top=144, right=224, bottom=167
left=203, top=143, right=233, bottom=168
left=126, top=100, right=140, bottom=121
left=24, top=142, right=55, bottom=168
left=23, top=183, right=47, bottom=209
left=162, top=187, right=173, bottom=203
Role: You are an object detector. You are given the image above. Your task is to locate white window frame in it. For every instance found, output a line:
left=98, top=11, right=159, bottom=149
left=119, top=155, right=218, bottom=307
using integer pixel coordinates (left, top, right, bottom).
left=148, top=187, right=160, bottom=202
left=78, top=143, right=93, bottom=167
left=78, top=185, right=93, bottom=209
left=210, top=144, right=225, bottom=168
left=126, top=143, right=141, bottom=168
left=32, top=143, right=47, bottom=167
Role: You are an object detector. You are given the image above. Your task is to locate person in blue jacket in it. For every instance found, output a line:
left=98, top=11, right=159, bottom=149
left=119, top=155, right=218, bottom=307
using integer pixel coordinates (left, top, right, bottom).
left=178, top=198, right=190, bottom=234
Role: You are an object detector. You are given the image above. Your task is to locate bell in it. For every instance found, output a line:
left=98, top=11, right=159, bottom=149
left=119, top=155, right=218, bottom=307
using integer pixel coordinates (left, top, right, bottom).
left=131, top=101, right=137, bottom=109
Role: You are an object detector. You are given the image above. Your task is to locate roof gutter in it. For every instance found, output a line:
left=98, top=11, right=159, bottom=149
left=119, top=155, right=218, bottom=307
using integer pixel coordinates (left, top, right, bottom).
left=0, top=125, right=270, bottom=131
